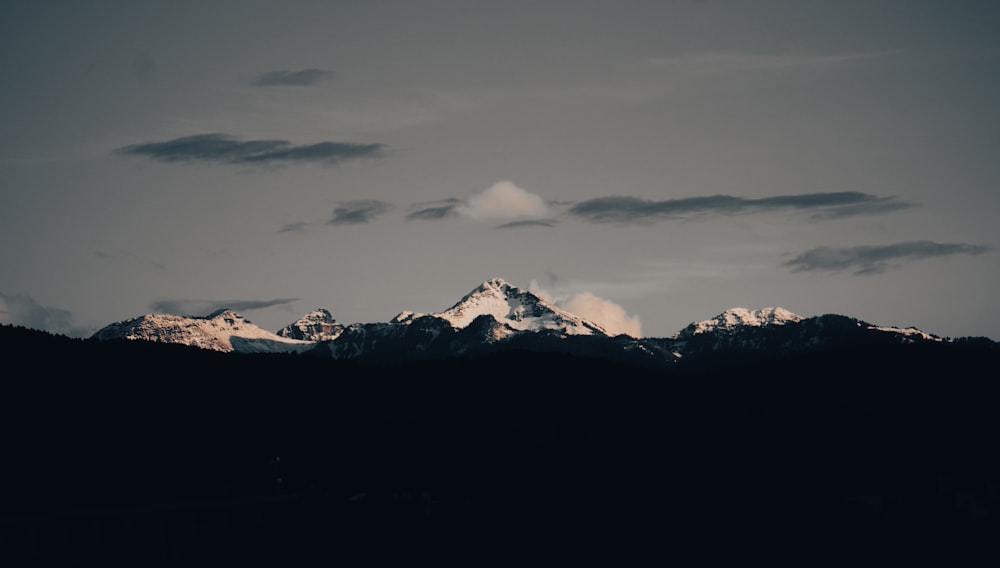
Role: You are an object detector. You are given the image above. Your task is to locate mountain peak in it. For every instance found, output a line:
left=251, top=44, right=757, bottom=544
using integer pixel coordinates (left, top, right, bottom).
left=204, top=308, right=248, bottom=321
left=467, top=277, right=514, bottom=296
left=430, top=278, right=609, bottom=336
left=682, top=307, right=802, bottom=336
left=482, top=276, right=511, bottom=288
left=277, top=308, right=343, bottom=342
left=303, top=308, right=334, bottom=318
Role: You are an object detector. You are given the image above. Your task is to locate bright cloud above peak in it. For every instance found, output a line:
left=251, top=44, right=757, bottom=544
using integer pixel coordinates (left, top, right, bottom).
left=458, top=181, right=550, bottom=221
left=529, top=280, right=642, bottom=338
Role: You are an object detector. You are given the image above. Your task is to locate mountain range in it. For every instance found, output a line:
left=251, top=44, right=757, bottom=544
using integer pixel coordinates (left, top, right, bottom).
left=5, top=278, right=999, bottom=564
left=91, top=277, right=992, bottom=369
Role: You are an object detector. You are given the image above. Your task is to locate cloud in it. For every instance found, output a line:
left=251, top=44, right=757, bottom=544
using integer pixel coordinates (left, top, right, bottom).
left=328, top=200, right=392, bottom=225
left=406, top=199, right=462, bottom=221
left=281, top=201, right=392, bottom=233
left=406, top=183, right=552, bottom=223
left=278, top=221, right=313, bottom=233
left=457, top=181, right=551, bottom=221
left=0, top=292, right=89, bottom=337
left=253, top=68, right=335, bottom=86
left=568, top=192, right=911, bottom=224
left=809, top=199, right=915, bottom=220
left=785, top=241, right=991, bottom=275
left=150, top=298, right=299, bottom=316
left=528, top=281, right=642, bottom=338
left=561, top=292, right=643, bottom=338
left=495, top=219, right=557, bottom=229
left=116, top=134, right=385, bottom=166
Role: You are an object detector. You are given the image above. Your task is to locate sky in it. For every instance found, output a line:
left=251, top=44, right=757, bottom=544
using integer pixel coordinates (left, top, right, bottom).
left=1, top=0, right=999, bottom=340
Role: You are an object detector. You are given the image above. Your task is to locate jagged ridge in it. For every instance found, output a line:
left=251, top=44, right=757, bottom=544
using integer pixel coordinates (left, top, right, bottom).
left=92, top=309, right=314, bottom=353
left=682, top=307, right=802, bottom=335
left=90, top=278, right=963, bottom=365
left=276, top=308, right=344, bottom=342
left=397, top=277, right=610, bottom=336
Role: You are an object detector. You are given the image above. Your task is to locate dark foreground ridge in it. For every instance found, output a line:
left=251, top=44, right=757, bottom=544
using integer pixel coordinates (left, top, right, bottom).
left=1, top=324, right=998, bottom=565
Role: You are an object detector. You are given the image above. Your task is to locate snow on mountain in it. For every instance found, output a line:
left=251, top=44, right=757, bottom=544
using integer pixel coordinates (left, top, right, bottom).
left=426, top=277, right=610, bottom=336
left=276, top=308, right=344, bottom=342
left=92, top=309, right=315, bottom=354
left=389, top=311, right=422, bottom=325
left=463, top=314, right=518, bottom=343
left=679, top=307, right=803, bottom=337
left=87, top=278, right=960, bottom=364
left=866, top=325, right=942, bottom=343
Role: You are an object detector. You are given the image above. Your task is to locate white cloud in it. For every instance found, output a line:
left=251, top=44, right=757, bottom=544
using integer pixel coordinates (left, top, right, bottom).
left=561, top=292, right=643, bottom=338
left=458, top=181, right=550, bottom=221
left=529, top=280, right=642, bottom=338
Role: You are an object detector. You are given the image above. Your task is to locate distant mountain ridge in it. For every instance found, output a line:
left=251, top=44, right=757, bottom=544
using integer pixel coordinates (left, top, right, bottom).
left=678, top=307, right=803, bottom=337
left=92, top=308, right=315, bottom=354
left=91, top=277, right=986, bottom=368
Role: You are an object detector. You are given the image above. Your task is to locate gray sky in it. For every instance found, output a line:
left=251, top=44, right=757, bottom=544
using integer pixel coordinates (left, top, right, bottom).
left=2, top=0, right=998, bottom=339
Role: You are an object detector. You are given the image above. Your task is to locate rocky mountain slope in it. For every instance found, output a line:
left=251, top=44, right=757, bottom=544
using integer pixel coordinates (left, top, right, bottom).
left=91, top=309, right=315, bottom=353
left=91, top=278, right=983, bottom=369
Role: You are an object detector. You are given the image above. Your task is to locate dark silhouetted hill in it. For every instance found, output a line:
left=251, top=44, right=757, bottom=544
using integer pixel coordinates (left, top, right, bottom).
left=1, top=324, right=998, bottom=565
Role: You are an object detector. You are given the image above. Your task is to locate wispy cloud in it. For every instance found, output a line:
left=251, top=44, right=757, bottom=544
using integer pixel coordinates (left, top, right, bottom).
left=786, top=241, right=991, bottom=275
left=495, top=219, right=557, bottom=229
left=280, top=201, right=392, bottom=233
left=407, top=182, right=551, bottom=224
left=809, top=199, right=915, bottom=219
left=116, top=134, right=385, bottom=166
left=150, top=298, right=299, bottom=316
left=406, top=198, right=462, bottom=221
left=278, top=221, right=314, bottom=234
left=253, top=68, right=335, bottom=86
left=568, top=192, right=911, bottom=224
left=0, top=292, right=89, bottom=337
left=328, top=200, right=392, bottom=225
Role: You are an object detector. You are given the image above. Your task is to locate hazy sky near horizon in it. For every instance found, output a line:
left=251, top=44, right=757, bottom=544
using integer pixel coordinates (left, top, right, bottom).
left=2, top=0, right=999, bottom=339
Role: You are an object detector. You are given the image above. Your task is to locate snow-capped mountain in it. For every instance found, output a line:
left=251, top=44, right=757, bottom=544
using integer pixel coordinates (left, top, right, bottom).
left=90, top=277, right=969, bottom=366
left=648, top=306, right=952, bottom=369
left=331, top=277, right=584, bottom=358
left=678, top=307, right=803, bottom=337
left=276, top=308, right=344, bottom=342
left=393, top=277, right=610, bottom=337
left=92, top=309, right=315, bottom=354
left=313, top=278, right=616, bottom=362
